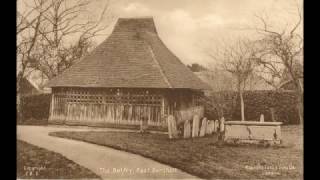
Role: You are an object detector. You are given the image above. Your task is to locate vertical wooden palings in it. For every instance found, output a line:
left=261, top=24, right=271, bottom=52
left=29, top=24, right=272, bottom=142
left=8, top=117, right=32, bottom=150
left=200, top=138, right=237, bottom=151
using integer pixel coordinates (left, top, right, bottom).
left=58, top=96, right=61, bottom=121
left=95, top=104, right=98, bottom=122
left=96, top=104, right=100, bottom=122
left=128, top=104, right=132, bottom=124
left=81, top=93, right=85, bottom=122
left=49, top=94, right=54, bottom=121
left=75, top=102, right=80, bottom=121
left=107, top=103, right=111, bottom=123
left=133, top=105, right=136, bottom=124
left=120, top=104, right=124, bottom=123
left=74, top=102, right=78, bottom=122
left=94, top=104, right=98, bottom=122
left=87, top=104, right=90, bottom=122
left=55, top=94, right=58, bottom=120
left=55, top=95, right=58, bottom=121
left=82, top=103, right=85, bottom=122
left=74, top=102, right=77, bottom=122
left=51, top=88, right=174, bottom=127
left=116, top=103, right=119, bottom=124
left=102, top=103, right=105, bottom=123
left=111, top=103, right=115, bottom=123
left=55, top=94, right=58, bottom=121
left=151, top=105, right=154, bottom=125
left=49, top=94, right=53, bottom=121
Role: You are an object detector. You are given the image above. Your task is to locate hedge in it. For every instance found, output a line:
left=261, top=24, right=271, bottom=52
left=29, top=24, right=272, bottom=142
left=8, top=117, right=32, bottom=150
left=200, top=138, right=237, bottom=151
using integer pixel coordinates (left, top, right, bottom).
left=204, top=90, right=300, bottom=125
left=19, top=94, right=51, bottom=125
left=18, top=90, right=300, bottom=125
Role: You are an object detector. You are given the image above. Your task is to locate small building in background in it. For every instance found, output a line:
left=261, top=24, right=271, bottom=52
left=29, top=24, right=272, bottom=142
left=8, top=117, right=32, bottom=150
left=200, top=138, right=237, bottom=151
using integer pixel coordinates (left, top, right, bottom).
left=19, top=78, right=41, bottom=96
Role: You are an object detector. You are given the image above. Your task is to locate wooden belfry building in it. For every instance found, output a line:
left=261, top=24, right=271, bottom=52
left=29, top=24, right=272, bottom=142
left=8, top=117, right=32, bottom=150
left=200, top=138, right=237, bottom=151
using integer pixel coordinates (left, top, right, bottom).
left=47, top=17, right=210, bottom=129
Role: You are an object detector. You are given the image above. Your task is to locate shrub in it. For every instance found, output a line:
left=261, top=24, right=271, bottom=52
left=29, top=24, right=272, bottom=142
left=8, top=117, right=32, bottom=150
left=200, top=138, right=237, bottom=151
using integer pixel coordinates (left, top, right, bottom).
left=204, top=90, right=299, bottom=124
left=20, top=94, right=51, bottom=125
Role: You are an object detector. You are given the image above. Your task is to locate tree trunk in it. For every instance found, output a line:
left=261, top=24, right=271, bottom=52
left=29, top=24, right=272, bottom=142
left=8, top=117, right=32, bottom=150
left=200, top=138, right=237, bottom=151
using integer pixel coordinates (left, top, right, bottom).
left=296, top=90, right=303, bottom=125
left=270, top=108, right=276, bottom=122
left=297, top=101, right=303, bottom=125
left=17, top=73, right=23, bottom=123
left=293, top=78, right=303, bottom=125
left=240, top=90, right=245, bottom=121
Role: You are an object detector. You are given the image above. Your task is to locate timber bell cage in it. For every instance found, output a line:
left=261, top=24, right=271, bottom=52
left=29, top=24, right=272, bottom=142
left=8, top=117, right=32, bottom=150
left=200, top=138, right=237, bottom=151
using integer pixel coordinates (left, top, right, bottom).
left=49, top=87, right=204, bottom=127
left=46, top=17, right=210, bottom=129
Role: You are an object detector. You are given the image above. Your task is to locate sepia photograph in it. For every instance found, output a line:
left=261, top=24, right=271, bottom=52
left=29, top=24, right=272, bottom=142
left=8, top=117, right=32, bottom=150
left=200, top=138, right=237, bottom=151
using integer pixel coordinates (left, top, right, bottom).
left=17, top=0, right=303, bottom=179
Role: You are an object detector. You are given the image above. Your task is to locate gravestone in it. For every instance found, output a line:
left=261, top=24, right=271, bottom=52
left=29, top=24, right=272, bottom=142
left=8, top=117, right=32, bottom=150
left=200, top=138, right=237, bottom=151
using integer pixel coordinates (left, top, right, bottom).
left=192, top=115, right=200, bottom=137
left=209, top=120, right=215, bottom=134
left=260, top=114, right=264, bottom=122
left=212, top=120, right=216, bottom=132
left=214, top=120, right=219, bottom=132
left=199, top=117, right=207, bottom=137
left=209, top=120, right=214, bottom=133
left=183, top=120, right=191, bottom=138
left=168, top=115, right=178, bottom=139
left=205, top=120, right=211, bottom=135
left=220, top=117, right=225, bottom=132
left=140, top=117, right=148, bottom=133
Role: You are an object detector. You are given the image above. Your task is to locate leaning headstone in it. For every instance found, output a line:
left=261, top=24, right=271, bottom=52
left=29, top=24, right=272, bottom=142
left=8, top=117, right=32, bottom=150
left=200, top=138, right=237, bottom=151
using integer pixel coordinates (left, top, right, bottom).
left=168, top=115, right=178, bottom=139
left=220, top=117, right=225, bottom=132
left=212, top=120, right=217, bottom=133
left=214, top=120, right=219, bottom=132
left=192, top=115, right=200, bottom=137
left=260, top=114, right=264, bottom=122
left=199, top=117, right=207, bottom=137
left=183, top=120, right=191, bottom=138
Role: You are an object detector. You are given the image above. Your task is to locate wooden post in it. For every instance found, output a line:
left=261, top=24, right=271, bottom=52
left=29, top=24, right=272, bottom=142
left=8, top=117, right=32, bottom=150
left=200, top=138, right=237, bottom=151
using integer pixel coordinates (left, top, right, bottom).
left=49, top=94, right=55, bottom=121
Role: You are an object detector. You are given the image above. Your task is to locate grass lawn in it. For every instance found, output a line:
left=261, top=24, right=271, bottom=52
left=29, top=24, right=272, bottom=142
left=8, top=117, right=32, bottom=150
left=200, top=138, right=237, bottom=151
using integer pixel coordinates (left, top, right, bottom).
left=17, top=140, right=100, bottom=179
left=49, top=125, right=303, bottom=179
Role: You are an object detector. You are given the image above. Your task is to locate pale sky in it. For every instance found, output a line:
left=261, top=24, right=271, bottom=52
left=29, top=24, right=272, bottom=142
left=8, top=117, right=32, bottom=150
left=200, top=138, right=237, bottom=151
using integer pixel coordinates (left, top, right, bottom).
left=87, top=0, right=303, bottom=66
left=18, top=0, right=303, bottom=66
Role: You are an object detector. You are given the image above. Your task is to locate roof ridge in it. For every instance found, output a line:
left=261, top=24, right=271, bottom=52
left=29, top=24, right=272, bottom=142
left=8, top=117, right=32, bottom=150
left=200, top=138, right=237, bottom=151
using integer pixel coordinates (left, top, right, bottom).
left=118, top=16, right=154, bottom=19
left=145, top=42, right=172, bottom=88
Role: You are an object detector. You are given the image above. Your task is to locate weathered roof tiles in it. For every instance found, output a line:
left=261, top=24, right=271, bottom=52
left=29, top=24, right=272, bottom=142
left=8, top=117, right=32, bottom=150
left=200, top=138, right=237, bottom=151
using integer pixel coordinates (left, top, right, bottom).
left=46, top=17, right=211, bottom=90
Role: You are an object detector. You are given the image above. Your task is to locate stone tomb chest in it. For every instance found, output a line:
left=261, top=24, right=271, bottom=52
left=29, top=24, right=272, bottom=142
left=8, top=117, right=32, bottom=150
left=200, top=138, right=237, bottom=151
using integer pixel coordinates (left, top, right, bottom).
left=224, top=121, right=282, bottom=145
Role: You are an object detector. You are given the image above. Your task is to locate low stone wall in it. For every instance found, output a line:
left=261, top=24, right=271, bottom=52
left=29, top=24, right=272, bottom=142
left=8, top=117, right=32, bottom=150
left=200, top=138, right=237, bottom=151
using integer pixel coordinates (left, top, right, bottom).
left=224, top=121, right=282, bottom=145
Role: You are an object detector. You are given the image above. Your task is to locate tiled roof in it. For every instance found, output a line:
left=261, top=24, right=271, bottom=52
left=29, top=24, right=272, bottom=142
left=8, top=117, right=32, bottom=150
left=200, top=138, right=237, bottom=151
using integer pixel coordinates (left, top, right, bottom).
left=20, top=78, right=40, bottom=95
left=46, top=17, right=211, bottom=90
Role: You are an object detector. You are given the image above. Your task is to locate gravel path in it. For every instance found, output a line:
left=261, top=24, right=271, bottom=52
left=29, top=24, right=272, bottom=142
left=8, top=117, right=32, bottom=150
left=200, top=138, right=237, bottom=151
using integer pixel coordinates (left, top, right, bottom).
left=17, top=125, right=197, bottom=179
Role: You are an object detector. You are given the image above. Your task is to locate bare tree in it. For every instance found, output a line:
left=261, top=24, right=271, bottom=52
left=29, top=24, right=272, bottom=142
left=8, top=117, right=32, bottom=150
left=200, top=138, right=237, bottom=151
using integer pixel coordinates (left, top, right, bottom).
left=27, top=0, right=112, bottom=79
left=252, top=5, right=303, bottom=123
left=17, top=0, right=112, bottom=121
left=211, top=39, right=257, bottom=121
left=17, top=0, right=53, bottom=121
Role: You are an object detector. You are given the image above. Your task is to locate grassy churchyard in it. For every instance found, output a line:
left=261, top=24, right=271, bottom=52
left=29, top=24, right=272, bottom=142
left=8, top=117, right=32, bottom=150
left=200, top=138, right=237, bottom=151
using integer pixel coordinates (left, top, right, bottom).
left=17, top=140, right=100, bottom=179
left=49, top=125, right=303, bottom=179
